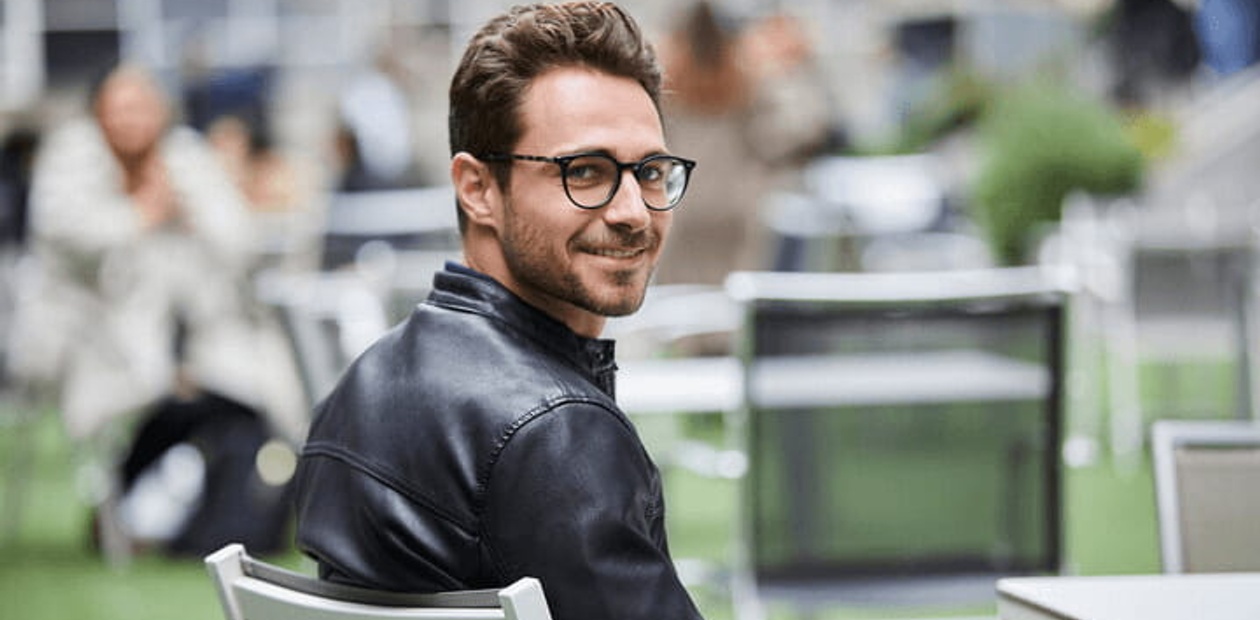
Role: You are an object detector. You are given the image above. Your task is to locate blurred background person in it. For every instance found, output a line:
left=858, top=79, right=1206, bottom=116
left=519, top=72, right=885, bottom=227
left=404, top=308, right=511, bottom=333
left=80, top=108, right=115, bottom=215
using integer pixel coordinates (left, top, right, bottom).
left=653, top=0, right=759, bottom=288
left=334, top=43, right=420, bottom=192
left=179, top=36, right=324, bottom=274
left=652, top=1, right=831, bottom=288
left=0, top=121, right=38, bottom=252
left=739, top=8, right=840, bottom=188
left=0, top=121, right=40, bottom=380
left=204, top=111, right=324, bottom=273
left=1195, top=0, right=1260, bottom=77
left=1106, top=0, right=1202, bottom=109
left=6, top=63, right=295, bottom=557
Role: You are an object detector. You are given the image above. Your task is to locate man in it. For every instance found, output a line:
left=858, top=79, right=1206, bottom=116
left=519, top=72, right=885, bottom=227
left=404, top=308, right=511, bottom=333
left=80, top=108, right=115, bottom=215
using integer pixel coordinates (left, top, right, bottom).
left=293, top=3, right=703, bottom=619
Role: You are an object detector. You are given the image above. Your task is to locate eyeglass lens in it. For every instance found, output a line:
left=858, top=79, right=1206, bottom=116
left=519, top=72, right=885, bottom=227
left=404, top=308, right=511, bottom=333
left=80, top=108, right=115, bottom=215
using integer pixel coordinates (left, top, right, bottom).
left=563, top=154, right=689, bottom=210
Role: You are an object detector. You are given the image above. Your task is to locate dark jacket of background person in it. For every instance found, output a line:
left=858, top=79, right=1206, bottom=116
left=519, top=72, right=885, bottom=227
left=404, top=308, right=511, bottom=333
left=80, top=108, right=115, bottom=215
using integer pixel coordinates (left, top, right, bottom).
left=1108, top=0, right=1201, bottom=106
left=293, top=264, right=702, bottom=620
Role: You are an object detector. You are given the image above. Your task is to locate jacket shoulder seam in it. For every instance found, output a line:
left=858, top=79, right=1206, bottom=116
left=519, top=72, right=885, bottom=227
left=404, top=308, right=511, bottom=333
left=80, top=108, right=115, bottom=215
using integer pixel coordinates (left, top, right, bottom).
left=303, top=441, right=478, bottom=536
left=479, top=395, right=627, bottom=491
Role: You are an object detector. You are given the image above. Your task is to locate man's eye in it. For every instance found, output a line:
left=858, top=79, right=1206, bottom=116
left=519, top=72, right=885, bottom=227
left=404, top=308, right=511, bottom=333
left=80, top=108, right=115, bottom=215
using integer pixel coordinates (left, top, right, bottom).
left=637, top=162, right=666, bottom=184
left=566, top=159, right=613, bottom=185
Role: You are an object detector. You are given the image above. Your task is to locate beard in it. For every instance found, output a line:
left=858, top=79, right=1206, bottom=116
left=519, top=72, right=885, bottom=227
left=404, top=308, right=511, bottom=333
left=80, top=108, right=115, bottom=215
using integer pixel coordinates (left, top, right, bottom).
left=500, top=197, right=656, bottom=318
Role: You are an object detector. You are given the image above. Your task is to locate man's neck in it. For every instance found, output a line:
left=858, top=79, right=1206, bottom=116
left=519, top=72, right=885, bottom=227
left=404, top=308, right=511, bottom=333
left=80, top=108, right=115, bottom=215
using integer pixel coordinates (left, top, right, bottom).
left=458, top=251, right=607, bottom=339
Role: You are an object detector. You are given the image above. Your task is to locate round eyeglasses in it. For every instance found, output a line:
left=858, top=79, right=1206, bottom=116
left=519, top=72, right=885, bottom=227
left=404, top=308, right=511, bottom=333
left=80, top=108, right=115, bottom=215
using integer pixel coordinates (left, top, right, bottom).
left=480, top=152, right=696, bottom=211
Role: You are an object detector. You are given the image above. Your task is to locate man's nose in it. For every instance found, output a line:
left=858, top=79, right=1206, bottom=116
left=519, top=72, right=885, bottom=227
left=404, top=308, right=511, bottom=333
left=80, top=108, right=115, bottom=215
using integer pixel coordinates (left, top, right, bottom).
left=602, top=169, right=651, bottom=230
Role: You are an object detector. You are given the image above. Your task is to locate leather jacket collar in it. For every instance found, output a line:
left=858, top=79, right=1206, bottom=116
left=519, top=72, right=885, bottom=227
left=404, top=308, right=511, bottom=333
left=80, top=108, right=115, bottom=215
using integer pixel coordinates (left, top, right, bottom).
left=430, top=263, right=618, bottom=399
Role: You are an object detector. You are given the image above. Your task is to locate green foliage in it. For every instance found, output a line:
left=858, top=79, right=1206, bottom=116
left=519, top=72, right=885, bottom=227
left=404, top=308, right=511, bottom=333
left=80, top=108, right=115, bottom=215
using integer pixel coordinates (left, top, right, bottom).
left=895, top=69, right=995, bottom=155
left=971, top=83, right=1144, bottom=265
left=852, top=69, right=995, bottom=156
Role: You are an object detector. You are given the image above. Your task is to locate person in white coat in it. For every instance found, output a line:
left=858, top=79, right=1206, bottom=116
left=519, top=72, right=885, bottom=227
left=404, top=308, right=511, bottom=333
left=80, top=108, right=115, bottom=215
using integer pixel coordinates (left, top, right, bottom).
left=9, top=64, right=281, bottom=447
left=7, top=64, right=313, bottom=556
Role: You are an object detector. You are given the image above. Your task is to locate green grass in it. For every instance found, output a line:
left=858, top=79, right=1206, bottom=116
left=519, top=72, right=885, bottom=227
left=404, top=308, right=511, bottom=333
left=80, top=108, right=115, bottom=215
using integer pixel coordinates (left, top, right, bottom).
left=0, top=409, right=308, bottom=620
left=0, top=378, right=1185, bottom=620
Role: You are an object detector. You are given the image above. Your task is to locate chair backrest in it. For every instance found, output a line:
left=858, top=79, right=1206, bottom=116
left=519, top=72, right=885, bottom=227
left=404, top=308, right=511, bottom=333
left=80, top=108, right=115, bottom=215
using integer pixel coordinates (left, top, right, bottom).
left=256, top=270, right=391, bottom=412
left=320, top=186, right=460, bottom=271
left=724, top=267, right=1067, bottom=602
left=205, top=544, right=552, bottom=620
left=1152, top=420, right=1260, bottom=573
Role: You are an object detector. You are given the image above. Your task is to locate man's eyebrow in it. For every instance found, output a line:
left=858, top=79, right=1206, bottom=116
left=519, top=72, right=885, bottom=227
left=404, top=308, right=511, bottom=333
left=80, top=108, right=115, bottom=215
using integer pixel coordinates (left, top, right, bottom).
left=561, top=147, right=672, bottom=160
left=559, top=147, right=613, bottom=157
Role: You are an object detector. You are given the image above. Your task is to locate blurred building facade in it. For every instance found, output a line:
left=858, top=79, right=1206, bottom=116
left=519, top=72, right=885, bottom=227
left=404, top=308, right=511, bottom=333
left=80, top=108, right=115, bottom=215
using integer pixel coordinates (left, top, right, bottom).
left=0, top=0, right=1138, bottom=148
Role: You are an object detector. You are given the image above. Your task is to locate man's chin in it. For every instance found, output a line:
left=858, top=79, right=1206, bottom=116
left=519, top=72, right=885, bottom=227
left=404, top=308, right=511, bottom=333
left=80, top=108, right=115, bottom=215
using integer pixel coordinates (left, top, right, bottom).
left=590, top=291, right=647, bottom=318
left=589, top=280, right=650, bottom=317
left=598, top=303, right=642, bottom=318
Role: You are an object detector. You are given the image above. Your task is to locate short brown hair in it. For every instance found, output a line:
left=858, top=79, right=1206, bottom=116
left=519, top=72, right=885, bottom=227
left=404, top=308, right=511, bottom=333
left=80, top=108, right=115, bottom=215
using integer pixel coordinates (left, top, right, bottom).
left=449, top=2, right=662, bottom=222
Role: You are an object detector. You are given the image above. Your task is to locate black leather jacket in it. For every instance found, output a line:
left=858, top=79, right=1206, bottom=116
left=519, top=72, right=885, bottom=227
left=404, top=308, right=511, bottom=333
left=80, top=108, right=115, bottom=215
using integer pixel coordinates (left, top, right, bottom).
left=293, top=263, right=703, bottom=620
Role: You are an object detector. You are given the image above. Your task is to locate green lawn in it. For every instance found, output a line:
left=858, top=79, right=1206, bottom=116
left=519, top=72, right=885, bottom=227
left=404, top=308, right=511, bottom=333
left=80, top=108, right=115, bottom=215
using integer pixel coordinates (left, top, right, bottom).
left=0, top=389, right=1171, bottom=620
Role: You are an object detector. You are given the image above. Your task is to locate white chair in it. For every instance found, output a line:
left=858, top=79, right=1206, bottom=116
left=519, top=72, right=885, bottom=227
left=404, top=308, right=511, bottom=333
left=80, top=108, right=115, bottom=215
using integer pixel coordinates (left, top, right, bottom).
left=320, top=185, right=461, bottom=321
left=1152, top=420, right=1260, bottom=574
left=1054, top=194, right=1258, bottom=472
left=255, top=270, right=391, bottom=414
left=205, top=544, right=553, bottom=620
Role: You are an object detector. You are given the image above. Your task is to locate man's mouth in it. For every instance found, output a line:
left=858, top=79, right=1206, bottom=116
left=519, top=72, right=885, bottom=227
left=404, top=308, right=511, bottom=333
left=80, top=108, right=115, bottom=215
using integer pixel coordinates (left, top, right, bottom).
left=587, top=246, right=646, bottom=259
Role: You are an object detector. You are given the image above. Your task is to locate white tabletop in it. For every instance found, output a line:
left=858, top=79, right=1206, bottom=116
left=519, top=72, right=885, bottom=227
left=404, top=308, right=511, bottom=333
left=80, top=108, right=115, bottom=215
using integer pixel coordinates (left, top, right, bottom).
left=997, top=573, right=1260, bottom=620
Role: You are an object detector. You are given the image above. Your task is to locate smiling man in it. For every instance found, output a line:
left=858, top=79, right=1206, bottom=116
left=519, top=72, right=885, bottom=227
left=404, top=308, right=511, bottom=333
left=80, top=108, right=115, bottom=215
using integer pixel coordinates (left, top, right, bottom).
left=292, top=3, right=703, bottom=620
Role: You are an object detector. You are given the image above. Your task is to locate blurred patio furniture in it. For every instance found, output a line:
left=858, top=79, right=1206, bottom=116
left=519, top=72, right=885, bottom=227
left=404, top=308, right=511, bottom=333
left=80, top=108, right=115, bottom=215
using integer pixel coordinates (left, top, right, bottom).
left=1152, top=419, right=1260, bottom=574
left=723, top=266, right=1068, bottom=619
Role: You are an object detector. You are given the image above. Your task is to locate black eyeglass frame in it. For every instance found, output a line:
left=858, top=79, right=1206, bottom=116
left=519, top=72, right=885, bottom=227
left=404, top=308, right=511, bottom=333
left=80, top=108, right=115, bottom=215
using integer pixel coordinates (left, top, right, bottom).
left=479, top=151, right=697, bottom=211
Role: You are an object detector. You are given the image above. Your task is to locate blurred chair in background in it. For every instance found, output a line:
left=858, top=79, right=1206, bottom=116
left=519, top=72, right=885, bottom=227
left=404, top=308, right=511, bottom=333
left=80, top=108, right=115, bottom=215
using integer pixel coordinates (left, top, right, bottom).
left=1152, top=419, right=1260, bottom=574
left=318, top=185, right=460, bottom=321
left=1055, top=192, right=1258, bottom=470
left=1045, top=56, right=1260, bottom=470
left=250, top=183, right=457, bottom=432
left=255, top=269, right=390, bottom=415
left=724, top=267, right=1067, bottom=620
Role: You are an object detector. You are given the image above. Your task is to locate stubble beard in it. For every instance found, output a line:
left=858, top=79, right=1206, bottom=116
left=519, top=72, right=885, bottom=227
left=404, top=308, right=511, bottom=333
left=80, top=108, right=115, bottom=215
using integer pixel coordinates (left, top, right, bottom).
left=500, top=200, right=653, bottom=319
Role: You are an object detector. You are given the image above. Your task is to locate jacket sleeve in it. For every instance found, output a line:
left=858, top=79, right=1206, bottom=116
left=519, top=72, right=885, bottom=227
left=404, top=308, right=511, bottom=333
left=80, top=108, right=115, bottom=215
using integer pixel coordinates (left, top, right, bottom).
left=481, top=402, right=704, bottom=620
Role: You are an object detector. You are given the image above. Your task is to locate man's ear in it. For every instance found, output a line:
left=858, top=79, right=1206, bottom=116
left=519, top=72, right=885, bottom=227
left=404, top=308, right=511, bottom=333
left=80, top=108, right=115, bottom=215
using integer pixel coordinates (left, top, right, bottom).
left=450, top=152, right=500, bottom=228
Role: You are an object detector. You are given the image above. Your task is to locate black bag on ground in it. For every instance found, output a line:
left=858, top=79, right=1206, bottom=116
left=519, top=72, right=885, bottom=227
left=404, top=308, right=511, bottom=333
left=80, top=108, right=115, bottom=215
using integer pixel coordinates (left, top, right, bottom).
left=118, top=392, right=294, bottom=557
